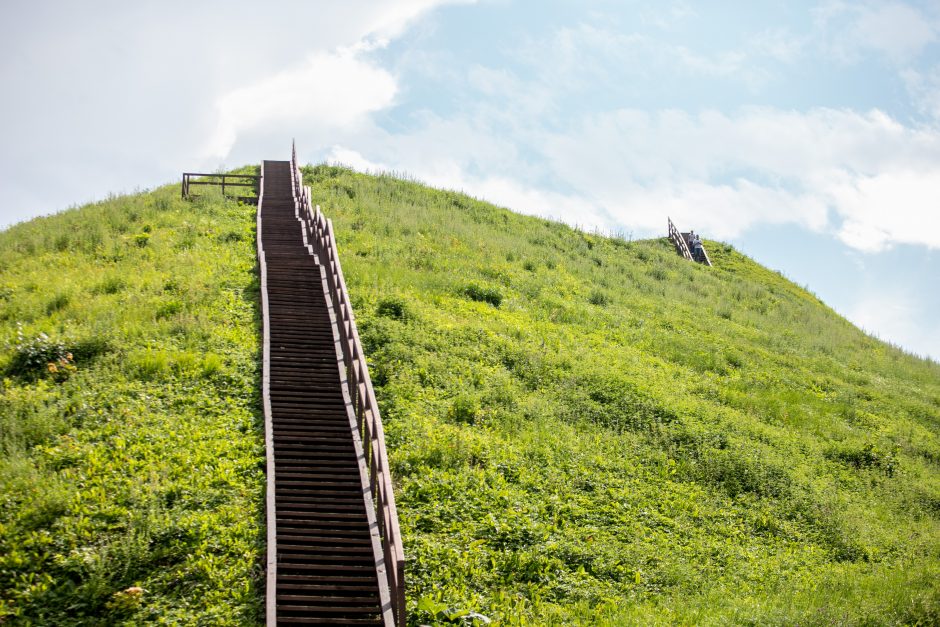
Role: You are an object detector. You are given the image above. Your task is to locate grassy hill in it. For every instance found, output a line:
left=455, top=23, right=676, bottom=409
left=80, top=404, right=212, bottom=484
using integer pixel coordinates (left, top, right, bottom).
left=1, top=166, right=938, bottom=625
left=0, top=181, right=264, bottom=624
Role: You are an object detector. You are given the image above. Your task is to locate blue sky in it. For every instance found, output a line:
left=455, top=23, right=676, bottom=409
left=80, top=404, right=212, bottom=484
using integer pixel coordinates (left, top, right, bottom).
left=1, top=0, right=939, bottom=359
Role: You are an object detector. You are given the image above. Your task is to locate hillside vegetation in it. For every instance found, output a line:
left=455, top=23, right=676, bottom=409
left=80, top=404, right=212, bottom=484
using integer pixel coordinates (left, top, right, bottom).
left=303, top=166, right=940, bottom=625
left=0, top=166, right=938, bottom=625
left=0, top=180, right=265, bottom=623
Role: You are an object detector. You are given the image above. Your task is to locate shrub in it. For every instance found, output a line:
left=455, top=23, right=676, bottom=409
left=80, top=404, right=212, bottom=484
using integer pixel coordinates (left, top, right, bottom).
left=200, top=353, right=223, bottom=377
left=95, top=277, right=126, bottom=295
left=46, top=293, right=70, bottom=314
left=827, top=442, right=899, bottom=477
left=588, top=289, right=610, bottom=306
left=725, top=351, right=746, bottom=369
left=377, top=297, right=409, bottom=320
left=692, top=448, right=792, bottom=498
left=72, top=337, right=110, bottom=361
left=6, top=331, right=74, bottom=381
left=448, top=394, right=480, bottom=424
left=463, top=283, right=502, bottom=307
left=156, top=300, right=183, bottom=319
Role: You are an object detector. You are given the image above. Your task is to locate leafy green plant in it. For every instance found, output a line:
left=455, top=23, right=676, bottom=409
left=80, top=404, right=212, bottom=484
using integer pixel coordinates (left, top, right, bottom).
left=155, top=300, right=183, bottom=319
left=462, top=283, right=502, bottom=307
left=6, top=330, right=74, bottom=381
left=417, top=597, right=492, bottom=625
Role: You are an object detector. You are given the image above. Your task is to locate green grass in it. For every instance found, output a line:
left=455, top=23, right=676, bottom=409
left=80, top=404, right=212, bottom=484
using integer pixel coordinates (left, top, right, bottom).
left=0, top=176, right=264, bottom=624
left=304, top=165, right=940, bottom=625
left=1, top=164, right=938, bottom=625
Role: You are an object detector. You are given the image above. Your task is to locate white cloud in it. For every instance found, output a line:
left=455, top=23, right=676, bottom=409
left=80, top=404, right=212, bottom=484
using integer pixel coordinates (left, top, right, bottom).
left=0, top=0, right=470, bottom=228
left=641, top=3, right=696, bottom=30
left=525, top=106, right=940, bottom=248
left=204, top=46, right=397, bottom=159
left=594, top=180, right=830, bottom=241
left=815, top=1, right=938, bottom=63
left=202, top=0, right=479, bottom=162
left=322, top=95, right=940, bottom=254
left=436, top=174, right=611, bottom=230
left=903, top=65, right=940, bottom=120
left=673, top=47, right=749, bottom=77
left=326, top=146, right=387, bottom=173
left=362, top=0, right=477, bottom=41
left=830, top=170, right=940, bottom=251
left=325, top=139, right=607, bottom=230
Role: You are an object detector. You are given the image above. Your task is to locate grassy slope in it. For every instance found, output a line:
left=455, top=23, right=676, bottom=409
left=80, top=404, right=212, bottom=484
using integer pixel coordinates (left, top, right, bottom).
left=0, top=180, right=264, bottom=624
left=303, top=166, right=940, bottom=625
left=0, top=166, right=938, bottom=625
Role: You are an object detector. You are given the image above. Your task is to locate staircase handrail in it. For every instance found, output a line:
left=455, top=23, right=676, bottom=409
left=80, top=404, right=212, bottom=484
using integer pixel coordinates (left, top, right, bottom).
left=291, top=149, right=406, bottom=627
left=668, top=216, right=694, bottom=261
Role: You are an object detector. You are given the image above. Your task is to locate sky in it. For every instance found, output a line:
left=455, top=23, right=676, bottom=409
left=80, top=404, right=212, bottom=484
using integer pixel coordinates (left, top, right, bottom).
left=1, top=0, right=939, bottom=360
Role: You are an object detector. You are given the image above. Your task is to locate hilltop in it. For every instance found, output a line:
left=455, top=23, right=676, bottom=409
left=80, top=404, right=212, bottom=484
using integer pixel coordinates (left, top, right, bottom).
left=0, top=166, right=938, bottom=625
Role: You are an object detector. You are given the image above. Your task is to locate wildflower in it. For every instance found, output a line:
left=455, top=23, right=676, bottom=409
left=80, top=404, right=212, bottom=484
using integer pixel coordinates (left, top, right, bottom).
left=47, top=362, right=58, bottom=373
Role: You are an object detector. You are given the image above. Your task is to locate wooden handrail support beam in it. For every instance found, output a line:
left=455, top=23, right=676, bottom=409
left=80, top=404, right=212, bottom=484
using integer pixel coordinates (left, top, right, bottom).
left=698, top=243, right=713, bottom=267
left=668, top=216, right=694, bottom=261
left=291, top=147, right=407, bottom=627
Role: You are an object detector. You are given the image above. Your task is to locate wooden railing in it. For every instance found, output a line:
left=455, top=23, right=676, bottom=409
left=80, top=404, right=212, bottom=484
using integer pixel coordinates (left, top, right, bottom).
left=290, top=145, right=406, bottom=627
left=181, top=172, right=261, bottom=204
left=668, top=216, right=694, bottom=261
left=696, top=239, right=713, bottom=267
left=667, top=217, right=713, bottom=267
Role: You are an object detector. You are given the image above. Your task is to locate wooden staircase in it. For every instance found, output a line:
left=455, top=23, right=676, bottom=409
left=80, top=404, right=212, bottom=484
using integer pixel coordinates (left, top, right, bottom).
left=667, top=217, right=712, bottom=266
left=258, top=154, right=403, bottom=626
